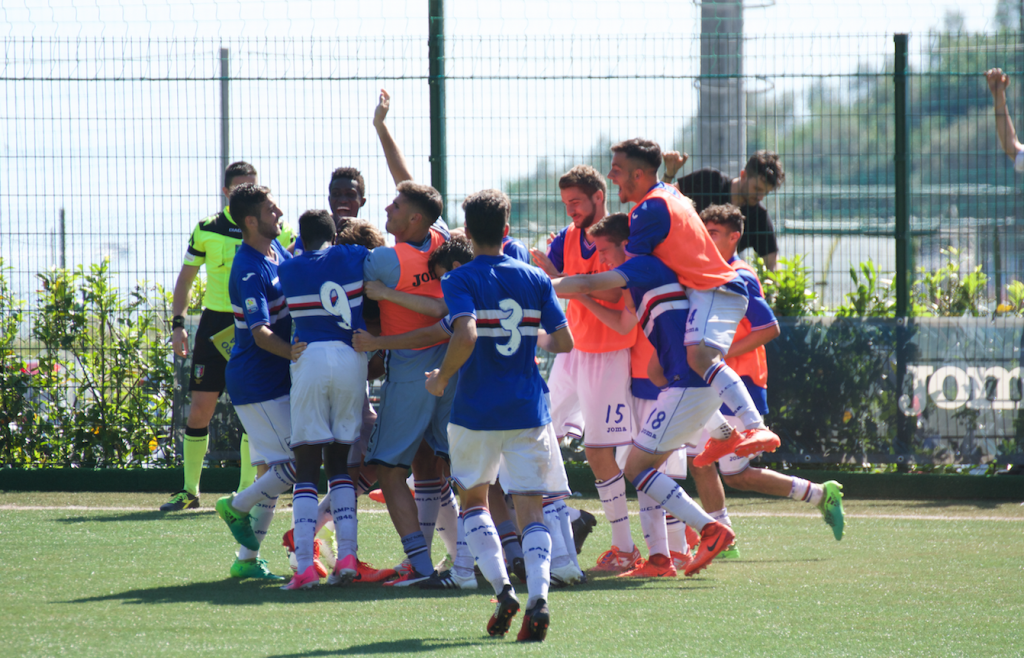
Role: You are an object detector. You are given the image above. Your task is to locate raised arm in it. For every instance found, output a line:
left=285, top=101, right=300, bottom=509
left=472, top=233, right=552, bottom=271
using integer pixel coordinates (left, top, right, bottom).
left=987, top=68, right=1023, bottom=160
left=373, top=88, right=414, bottom=185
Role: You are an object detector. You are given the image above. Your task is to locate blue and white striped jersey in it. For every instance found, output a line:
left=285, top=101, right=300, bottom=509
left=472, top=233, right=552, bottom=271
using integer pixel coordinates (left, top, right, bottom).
left=278, top=244, right=369, bottom=347
left=225, top=240, right=292, bottom=405
left=440, top=254, right=568, bottom=431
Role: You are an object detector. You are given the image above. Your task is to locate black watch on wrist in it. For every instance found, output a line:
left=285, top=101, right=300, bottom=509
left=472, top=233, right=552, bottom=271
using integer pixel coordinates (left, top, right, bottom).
left=172, top=315, right=186, bottom=330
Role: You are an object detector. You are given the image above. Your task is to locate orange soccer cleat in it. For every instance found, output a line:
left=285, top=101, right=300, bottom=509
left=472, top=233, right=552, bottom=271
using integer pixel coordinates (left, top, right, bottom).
left=618, top=553, right=677, bottom=578
left=684, top=521, right=736, bottom=577
left=591, top=545, right=642, bottom=572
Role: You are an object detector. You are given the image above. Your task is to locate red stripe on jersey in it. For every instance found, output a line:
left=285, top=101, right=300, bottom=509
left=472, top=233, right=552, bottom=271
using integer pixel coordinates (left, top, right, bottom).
left=639, top=290, right=688, bottom=331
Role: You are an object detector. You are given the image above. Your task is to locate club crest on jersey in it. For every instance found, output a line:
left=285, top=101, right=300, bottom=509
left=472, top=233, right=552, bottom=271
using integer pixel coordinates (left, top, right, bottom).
left=245, top=297, right=258, bottom=313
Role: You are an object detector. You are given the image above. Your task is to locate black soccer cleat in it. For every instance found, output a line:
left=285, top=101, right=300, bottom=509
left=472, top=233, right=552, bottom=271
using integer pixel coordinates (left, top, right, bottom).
left=516, top=598, right=550, bottom=642
left=486, top=584, right=520, bottom=637
left=572, top=509, right=598, bottom=554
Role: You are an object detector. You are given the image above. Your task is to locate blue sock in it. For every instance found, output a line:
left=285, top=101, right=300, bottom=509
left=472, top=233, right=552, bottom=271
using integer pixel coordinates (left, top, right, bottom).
left=496, top=520, right=524, bottom=562
left=400, top=531, right=434, bottom=576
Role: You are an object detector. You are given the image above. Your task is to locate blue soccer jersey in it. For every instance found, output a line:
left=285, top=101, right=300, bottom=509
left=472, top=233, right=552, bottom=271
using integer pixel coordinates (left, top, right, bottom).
left=501, top=236, right=531, bottom=264
left=614, top=255, right=710, bottom=390
left=278, top=244, right=369, bottom=347
left=440, top=254, right=568, bottom=431
left=226, top=240, right=292, bottom=405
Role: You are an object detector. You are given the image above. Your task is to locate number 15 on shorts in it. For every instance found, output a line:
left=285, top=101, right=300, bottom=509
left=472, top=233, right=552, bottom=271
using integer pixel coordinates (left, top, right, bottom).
left=605, top=404, right=627, bottom=425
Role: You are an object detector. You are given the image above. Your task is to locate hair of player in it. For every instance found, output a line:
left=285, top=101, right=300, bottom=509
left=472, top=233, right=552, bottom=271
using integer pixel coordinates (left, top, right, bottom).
left=334, top=219, right=387, bottom=250
left=428, top=235, right=474, bottom=274
left=397, top=181, right=444, bottom=222
left=330, top=166, right=366, bottom=198
left=610, top=138, right=662, bottom=172
left=461, top=189, right=510, bottom=248
left=558, top=164, right=607, bottom=197
left=700, top=203, right=745, bottom=235
left=587, top=212, right=630, bottom=244
left=229, top=183, right=272, bottom=234
left=224, top=161, right=257, bottom=188
left=744, top=150, right=786, bottom=189
left=297, top=209, right=336, bottom=248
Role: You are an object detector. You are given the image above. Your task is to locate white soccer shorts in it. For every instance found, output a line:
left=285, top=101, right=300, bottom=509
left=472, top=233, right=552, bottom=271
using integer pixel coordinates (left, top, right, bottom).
left=632, top=386, right=723, bottom=455
left=684, top=285, right=748, bottom=355
left=547, top=348, right=633, bottom=448
left=617, top=394, right=687, bottom=478
left=235, top=395, right=294, bottom=466
left=448, top=423, right=570, bottom=497
left=289, top=341, right=367, bottom=448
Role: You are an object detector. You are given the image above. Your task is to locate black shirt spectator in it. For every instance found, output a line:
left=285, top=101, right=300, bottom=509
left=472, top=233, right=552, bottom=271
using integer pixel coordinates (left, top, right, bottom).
left=678, top=167, right=778, bottom=261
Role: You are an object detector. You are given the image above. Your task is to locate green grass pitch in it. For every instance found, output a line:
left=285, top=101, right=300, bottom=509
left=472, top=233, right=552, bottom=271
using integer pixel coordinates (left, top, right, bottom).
left=1, top=491, right=1021, bottom=657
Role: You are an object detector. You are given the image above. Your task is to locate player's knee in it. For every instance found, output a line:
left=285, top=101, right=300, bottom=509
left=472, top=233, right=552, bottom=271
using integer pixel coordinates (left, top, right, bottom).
left=723, top=470, right=753, bottom=491
left=687, top=345, right=717, bottom=374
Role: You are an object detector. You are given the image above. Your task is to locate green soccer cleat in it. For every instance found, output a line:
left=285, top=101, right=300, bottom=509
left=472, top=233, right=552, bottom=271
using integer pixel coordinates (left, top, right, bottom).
left=819, top=480, right=845, bottom=541
left=718, top=542, right=741, bottom=559
left=215, top=494, right=260, bottom=551
left=159, top=490, right=199, bottom=512
left=230, top=557, right=285, bottom=580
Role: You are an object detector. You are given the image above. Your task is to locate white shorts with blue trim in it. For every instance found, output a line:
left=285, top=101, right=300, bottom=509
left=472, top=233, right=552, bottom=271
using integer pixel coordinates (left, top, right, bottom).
left=619, top=394, right=687, bottom=478
left=684, top=285, right=748, bottom=355
left=289, top=341, right=367, bottom=448
left=632, top=386, right=722, bottom=455
left=547, top=348, right=633, bottom=448
left=235, top=395, right=294, bottom=467
left=449, top=423, right=570, bottom=497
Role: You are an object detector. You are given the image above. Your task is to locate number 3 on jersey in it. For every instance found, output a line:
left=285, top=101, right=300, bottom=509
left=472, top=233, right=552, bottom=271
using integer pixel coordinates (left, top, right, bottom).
left=319, top=281, right=353, bottom=330
left=495, top=298, right=523, bottom=356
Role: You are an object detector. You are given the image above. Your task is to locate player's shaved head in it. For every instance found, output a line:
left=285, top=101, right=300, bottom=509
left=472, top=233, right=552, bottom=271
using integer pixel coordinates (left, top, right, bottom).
left=298, top=209, right=336, bottom=249
left=462, top=189, right=510, bottom=248
left=611, top=138, right=662, bottom=172
left=428, top=236, right=474, bottom=274
left=587, top=212, right=630, bottom=244
left=558, top=164, right=607, bottom=197
left=700, top=203, right=745, bottom=235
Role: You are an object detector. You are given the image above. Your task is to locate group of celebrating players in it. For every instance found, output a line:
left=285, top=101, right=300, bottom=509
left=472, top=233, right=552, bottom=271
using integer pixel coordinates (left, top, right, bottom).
left=164, top=90, right=846, bottom=643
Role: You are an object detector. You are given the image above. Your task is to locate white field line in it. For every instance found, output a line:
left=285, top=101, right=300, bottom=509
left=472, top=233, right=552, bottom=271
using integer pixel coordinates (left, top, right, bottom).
left=0, top=504, right=1021, bottom=522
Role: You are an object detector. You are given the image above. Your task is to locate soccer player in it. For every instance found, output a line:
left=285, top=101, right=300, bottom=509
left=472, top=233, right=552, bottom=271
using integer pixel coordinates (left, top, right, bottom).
left=529, top=165, right=641, bottom=573
left=684, top=204, right=845, bottom=549
left=164, top=161, right=259, bottom=511
left=662, top=150, right=784, bottom=270
left=426, top=189, right=573, bottom=642
left=549, top=212, right=749, bottom=576
left=607, top=138, right=780, bottom=466
left=275, top=209, right=375, bottom=590
left=213, top=183, right=299, bottom=580
left=361, top=180, right=451, bottom=586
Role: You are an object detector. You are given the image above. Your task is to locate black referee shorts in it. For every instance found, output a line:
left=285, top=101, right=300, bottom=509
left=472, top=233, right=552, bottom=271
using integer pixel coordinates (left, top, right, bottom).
left=188, top=309, right=234, bottom=393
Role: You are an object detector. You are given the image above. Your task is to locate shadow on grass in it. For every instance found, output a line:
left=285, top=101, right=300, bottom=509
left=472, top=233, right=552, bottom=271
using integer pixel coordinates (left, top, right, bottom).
left=54, top=510, right=217, bottom=524
left=266, top=638, right=485, bottom=656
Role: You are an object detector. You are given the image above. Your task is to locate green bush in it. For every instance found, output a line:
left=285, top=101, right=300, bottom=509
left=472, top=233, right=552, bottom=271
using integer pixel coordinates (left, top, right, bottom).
left=0, top=260, right=175, bottom=467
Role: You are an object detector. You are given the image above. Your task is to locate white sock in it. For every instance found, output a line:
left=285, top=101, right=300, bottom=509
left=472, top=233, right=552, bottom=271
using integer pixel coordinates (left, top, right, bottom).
left=315, top=495, right=332, bottom=535
left=237, top=495, right=278, bottom=560
left=436, top=480, right=460, bottom=558
left=704, top=411, right=734, bottom=439
left=554, top=499, right=582, bottom=571
left=328, top=475, right=358, bottom=560
left=703, top=362, right=765, bottom=431
left=453, top=512, right=475, bottom=577
left=521, top=522, right=552, bottom=608
left=543, top=501, right=571, bottom=569
left=596, top=472, right=634, bottom=551
left=789, top=477, right=825, bottom=506
left=638, top=490, right=669, bottom=557
left=708, top=507, right=732, bottom=528
left=414, top=478, right=444, bottom=554
left=565, top=506, right=582, bottom=523
left=232, top=463, right=295, bottom=513
left=462, top=506, right=509, bottom=595
left=665, top=514, right=687, bottom=554
left=292, top=482, right=319, bottom=573
left=633, top=469, right=715, bottom=530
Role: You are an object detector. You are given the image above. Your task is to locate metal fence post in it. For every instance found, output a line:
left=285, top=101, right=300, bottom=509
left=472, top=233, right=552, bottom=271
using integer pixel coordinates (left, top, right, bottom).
left=428, top=0, right=448, bottom=222
left=894, top=33, right=912, bottom=461
left=220, top=47, right=230, bottom=176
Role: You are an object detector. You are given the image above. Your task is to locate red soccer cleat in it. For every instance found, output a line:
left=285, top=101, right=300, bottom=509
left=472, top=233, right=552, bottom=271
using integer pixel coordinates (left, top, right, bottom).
left=618, top=553, right=677, bottom=578
left=281, top=528, right=329, bottom=577
left=352, top=560, right=396, bottom=583
left=684, top=521, right=736, bottom=577
left=685, top=524, right=700, bottom=555
left=670, top=550, right=693, bottom=571
left=367, top=489, right=386, bottom=504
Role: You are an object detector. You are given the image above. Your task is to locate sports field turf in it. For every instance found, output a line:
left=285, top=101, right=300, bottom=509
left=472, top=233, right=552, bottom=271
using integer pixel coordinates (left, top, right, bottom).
left=1, top=491, right=1021, bottom=657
